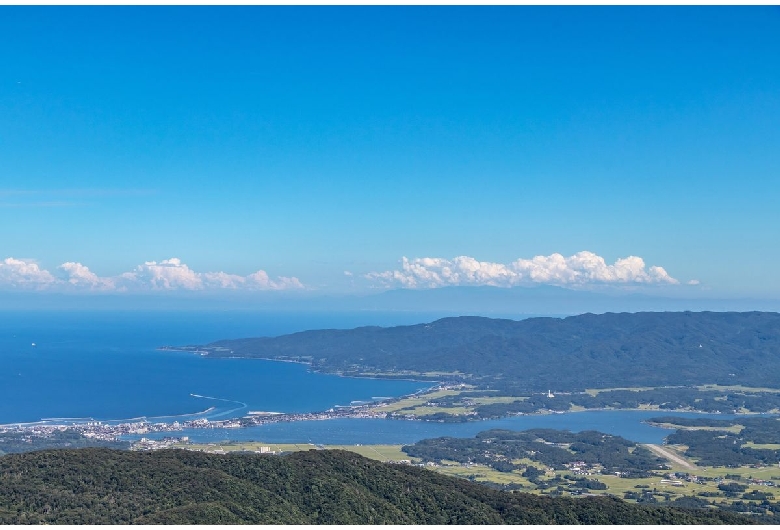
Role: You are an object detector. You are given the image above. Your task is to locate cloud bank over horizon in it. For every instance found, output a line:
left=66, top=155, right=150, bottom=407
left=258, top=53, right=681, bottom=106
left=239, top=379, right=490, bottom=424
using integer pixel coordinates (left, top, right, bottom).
left=0, top=257, right=304, bottom=293
left=366, top=251, right=680, bottom=289
left=0, top=251, right=687, bottom=295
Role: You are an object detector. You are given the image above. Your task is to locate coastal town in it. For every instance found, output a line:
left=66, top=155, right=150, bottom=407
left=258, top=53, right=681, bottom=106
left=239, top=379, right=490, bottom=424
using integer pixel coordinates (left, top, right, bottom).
left=0, top=389, right=438, bottom=451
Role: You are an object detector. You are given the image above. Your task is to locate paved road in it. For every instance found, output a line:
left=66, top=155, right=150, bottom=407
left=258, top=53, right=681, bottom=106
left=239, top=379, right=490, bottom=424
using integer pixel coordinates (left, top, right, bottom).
left=644, top=444, right=697, bottom=470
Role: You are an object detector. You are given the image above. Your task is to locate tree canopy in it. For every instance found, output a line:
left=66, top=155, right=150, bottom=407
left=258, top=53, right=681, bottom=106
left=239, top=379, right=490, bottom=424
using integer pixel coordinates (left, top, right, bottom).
left=0, top=448, right=751, bottom=524
left=201, top=311, right=780, bottom=391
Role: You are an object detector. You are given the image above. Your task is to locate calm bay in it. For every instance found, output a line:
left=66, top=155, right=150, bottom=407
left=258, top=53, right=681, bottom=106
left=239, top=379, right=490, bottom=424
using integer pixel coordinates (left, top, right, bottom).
left=0, top=310, right=436, bottom=425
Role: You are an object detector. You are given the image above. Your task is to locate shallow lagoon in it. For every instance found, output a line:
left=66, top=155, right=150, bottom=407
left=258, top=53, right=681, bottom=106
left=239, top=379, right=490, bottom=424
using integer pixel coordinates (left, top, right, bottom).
left=124, top=410, right=739, bottom=446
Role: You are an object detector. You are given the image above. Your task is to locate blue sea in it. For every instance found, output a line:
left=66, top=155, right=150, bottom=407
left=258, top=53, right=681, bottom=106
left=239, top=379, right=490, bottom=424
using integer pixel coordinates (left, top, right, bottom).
left=0, top=310, right=440, bottom=425
left=0, top=310, right=739, bottom=445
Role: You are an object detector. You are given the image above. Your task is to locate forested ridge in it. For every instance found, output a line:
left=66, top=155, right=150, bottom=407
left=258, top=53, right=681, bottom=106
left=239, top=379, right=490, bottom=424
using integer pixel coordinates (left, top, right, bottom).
left=202, top=311, right=780, bottom=391
left=403, top=429, right=666, bottom=477
left=651, top=416, right=780, bottom=467
left=0, top=448, right=751, bottom=524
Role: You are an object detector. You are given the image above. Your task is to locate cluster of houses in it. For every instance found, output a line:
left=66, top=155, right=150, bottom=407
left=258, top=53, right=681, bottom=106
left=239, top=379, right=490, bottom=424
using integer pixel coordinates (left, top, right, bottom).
left=563, top=460, right=603, bottom=476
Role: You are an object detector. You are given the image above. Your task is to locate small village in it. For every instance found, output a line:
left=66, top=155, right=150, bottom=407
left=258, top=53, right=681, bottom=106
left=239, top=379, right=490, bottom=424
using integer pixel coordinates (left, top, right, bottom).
left=0, top=399, right=394, bottom=447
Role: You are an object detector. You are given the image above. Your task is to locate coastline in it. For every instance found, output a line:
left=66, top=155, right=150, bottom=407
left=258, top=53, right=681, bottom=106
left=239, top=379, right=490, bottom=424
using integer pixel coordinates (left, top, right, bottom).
left=2, top=398, right=763, bottom=445
left=0, top=406, right=220, bottom=429
left=158, top=346, right=441, bottom=384
left=4, top=400, right=765, bottom=432
left=9, top=347, right=774, bottom=443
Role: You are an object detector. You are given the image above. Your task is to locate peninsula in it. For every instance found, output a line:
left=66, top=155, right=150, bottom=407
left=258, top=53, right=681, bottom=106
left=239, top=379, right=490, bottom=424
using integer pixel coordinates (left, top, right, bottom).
left=162, top=312, right=780, bottom=422
left=179, top=312, right=780, bottom=391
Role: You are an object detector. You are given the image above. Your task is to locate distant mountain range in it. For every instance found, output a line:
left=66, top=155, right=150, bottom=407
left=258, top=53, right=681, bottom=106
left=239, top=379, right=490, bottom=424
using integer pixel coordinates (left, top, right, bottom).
left=345, top=285, right=780, bottom=315
left=206, top=311, right=780, bottom=392
left=5, top=285, right=780, bottom=315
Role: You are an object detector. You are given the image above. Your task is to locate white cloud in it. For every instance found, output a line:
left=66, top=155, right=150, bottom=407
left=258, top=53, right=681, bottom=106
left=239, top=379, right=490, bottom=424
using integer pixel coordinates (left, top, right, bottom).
left=366, top=251, right=679, bottom=289
left=58, top=262, right=115, bottom=290
left=198, top=269, right=304, bottom=291
left=126, top=258, right=204, bottom=290
left=246, top=270, right=305, bottom=290
left=202, top=271, right=247, bottom=290
left=687, top=279, right=701, bottom=286
left=0, top=257, right=305, bottom=293
left=0, top=257, right=58, bottom=289
left=120, top=258, right=305, bottom=291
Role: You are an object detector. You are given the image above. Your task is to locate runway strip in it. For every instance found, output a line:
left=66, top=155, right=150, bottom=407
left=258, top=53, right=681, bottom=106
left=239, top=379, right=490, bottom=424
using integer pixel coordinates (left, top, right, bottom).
left=644, top=443, right=697, bottom=470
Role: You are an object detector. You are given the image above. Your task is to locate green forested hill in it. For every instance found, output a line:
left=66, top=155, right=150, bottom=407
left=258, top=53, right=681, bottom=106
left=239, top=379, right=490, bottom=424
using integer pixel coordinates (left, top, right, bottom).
left=0, top=448, right=751, bottom=524
left=204, top=311, right=780, bottom=391
left=403, top=429, right=666, bottom=476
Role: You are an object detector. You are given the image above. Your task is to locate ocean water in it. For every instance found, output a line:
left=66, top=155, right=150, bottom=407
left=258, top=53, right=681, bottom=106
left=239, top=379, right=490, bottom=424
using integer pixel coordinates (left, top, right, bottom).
left=0, top=310, right=441, bottom=425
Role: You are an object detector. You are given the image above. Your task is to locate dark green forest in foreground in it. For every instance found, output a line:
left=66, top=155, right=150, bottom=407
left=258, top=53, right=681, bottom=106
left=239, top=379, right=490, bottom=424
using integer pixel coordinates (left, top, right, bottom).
left=0, top=448, right=751, bottom=524
left=200, top=311, right=780, bottom=391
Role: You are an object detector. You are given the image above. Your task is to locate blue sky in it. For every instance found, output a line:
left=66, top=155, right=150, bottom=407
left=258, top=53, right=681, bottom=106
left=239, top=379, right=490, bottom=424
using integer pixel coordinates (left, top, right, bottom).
left=1, top=7, right=779, bottom=300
